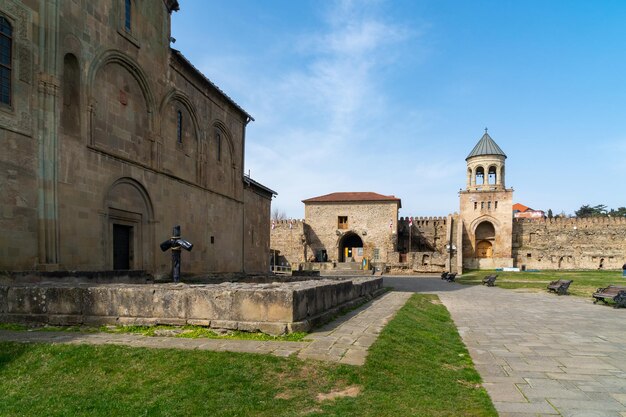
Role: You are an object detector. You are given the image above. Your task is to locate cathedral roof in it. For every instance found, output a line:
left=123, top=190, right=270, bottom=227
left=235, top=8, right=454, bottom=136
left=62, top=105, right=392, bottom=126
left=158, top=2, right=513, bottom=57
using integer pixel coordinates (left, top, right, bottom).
left=303, top=192, right=401, bottom=207
left=466, top=130, right=507, bottom=160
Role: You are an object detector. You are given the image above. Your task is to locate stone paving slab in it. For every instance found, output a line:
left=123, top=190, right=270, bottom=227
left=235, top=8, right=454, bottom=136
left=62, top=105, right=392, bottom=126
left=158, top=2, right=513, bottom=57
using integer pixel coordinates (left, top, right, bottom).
left=385, top=276, right=626, bottom=417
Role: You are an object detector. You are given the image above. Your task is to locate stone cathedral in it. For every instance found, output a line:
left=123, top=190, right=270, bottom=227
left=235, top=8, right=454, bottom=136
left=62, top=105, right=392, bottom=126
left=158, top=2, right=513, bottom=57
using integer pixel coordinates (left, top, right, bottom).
left=0, top=0, right=275, bottom=277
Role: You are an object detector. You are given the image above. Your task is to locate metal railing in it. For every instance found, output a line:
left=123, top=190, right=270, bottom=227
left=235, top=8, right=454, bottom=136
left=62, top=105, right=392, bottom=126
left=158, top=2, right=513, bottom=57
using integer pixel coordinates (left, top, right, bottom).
left=271, top=265, right=292, bottom=275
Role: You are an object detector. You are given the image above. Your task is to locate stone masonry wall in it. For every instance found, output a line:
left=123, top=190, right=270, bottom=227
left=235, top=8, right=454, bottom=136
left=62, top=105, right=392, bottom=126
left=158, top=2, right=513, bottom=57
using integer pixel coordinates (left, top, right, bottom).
left=512, top=217, right=626, bottom=270
left=0, top=1, right=272, bottom=275
left=304, top=201, right=399, bottom=263
left=0, top=277, right=383, bottom=335
left=270, top=220, right=309, bottom=267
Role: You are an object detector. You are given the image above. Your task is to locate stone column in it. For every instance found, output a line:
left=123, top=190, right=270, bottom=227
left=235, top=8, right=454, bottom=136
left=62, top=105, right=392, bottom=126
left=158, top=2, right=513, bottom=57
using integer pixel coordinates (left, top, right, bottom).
left=36, top=0, right=61, bottom=269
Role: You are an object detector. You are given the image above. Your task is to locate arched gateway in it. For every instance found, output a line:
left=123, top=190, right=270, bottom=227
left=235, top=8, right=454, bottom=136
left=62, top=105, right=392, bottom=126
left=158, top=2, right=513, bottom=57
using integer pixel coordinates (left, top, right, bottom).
left=339, top=232, right=363, bottom=262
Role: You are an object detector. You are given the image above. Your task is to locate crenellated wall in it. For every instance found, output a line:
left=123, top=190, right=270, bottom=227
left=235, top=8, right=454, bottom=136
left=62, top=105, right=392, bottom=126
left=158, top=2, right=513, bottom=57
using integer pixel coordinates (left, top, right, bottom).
left=397, top=216, right=448, bottom=254
left=512, top=217, right=626, bottom=270
left=270, top=219, right=309, bottom=266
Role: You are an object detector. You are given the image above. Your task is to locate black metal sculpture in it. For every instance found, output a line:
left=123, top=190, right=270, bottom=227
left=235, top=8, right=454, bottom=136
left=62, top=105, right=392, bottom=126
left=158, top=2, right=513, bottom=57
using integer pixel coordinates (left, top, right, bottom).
left=160, top=225, right=193, bottom=282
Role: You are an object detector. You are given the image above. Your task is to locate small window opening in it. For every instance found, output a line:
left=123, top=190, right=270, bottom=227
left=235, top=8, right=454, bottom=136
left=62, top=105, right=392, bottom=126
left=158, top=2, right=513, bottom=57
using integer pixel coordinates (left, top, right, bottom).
left=215, top=131, right=222, bottom=161
left=488, top=166, right=497, bottom=185
left=527, top=253, right=532, bottom=258
left=124, top=0, right=132, bottom=31
left=475, top=167, right=485, bottom=185
left=495, top=201, right=498, bottom=209
left=474, top=202, right=477, bottom=210
left=0, top=16, right=12, bottom=106
left=481, top=202, right=484, bottom=209
left=338, top=216, right=348, bottom=230
left=488, top=201, right=491, bottom=210
left=176, top=110, right=183, bottom=144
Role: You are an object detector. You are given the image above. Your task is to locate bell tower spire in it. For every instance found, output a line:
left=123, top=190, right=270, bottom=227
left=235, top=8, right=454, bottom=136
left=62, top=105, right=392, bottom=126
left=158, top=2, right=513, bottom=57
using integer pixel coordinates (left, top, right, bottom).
left=465, top=129, right=507, bottom=191
left=459, top=129, right=514, bottom=271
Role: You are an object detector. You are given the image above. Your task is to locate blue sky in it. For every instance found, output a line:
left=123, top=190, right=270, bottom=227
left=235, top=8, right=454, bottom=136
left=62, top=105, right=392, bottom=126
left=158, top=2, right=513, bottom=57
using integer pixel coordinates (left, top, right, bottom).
left=171, top=0, right=626, bottom=218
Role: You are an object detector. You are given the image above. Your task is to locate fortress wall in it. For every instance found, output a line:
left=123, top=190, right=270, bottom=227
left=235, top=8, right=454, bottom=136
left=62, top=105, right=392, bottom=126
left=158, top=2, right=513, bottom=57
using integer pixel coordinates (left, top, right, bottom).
left=397, top=216, right=448, bottom=254
left=270, top=220, right=308, bottom=266
left=512, top=217, right=626, bottom=270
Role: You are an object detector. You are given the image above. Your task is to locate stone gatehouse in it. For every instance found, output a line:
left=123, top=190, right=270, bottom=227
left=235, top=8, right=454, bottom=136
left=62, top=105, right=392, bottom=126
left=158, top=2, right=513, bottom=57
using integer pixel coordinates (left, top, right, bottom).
left=0, top=0, right=275, bottom=277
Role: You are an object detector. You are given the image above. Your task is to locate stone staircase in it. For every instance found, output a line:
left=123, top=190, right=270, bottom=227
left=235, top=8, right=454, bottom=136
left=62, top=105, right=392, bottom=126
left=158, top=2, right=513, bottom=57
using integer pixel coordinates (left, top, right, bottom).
left=319, top=262, right=373, bottom=277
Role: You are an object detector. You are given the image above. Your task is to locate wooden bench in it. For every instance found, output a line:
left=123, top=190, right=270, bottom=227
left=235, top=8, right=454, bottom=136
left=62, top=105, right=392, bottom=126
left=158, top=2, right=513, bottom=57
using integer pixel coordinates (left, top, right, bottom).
left=592, top=285, right=626, bottom=308
left=482, top=274, right=497, bottom=287
left=440, top=272, right=457, bottom=282
left=547, top=279, right=573, bottom=295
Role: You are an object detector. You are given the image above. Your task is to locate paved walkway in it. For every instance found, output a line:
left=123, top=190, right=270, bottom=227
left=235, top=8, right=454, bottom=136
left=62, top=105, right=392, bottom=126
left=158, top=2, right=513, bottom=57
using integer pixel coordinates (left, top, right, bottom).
left=387, top=277, right=626, bottom=417
left=0, top=291, right=411, bottom=366
left=2, top=277, right=625, bottom=416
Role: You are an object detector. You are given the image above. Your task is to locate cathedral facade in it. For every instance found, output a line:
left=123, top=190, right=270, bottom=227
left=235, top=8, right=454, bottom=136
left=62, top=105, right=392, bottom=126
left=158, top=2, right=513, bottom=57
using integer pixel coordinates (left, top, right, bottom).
left=0, top=0, right=274, bottom=276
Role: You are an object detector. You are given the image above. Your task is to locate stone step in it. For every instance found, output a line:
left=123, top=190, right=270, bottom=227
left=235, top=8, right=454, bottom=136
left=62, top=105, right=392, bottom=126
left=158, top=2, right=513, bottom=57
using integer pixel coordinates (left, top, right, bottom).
left=334, top=262, right=363, bottom=271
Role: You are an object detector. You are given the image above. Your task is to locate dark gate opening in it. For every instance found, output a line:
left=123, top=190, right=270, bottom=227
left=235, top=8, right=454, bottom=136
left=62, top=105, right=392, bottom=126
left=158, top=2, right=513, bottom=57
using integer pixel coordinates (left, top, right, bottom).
left=339, top=233, right=363, bottom=262
left=113, top=224, right=132, bottom=270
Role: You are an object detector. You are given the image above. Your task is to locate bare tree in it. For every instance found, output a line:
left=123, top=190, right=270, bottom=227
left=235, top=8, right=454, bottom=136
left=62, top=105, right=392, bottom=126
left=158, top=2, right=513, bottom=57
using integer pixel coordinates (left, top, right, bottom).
left=272, top=208, right=287, bottom=221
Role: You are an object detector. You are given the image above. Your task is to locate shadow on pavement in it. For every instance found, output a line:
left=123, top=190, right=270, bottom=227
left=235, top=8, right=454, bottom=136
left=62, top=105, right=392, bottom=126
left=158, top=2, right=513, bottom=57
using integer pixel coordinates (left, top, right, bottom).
left=383, top=276, right=472, bottom=293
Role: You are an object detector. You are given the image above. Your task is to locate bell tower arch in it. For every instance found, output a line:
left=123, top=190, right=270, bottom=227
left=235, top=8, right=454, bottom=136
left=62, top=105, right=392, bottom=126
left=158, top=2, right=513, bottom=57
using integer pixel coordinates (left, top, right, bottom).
left=459, top=129, right=514, bottom=270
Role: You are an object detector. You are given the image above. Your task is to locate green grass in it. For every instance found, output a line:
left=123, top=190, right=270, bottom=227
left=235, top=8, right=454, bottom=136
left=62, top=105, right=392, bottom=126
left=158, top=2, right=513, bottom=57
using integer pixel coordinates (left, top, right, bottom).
left=458, top=269, right=625, bottom=297
left=0, top=294, right=496, bottom=417
left=100, top=324, right=309, bottom=342
left=0, top=323, right=28, bottom=331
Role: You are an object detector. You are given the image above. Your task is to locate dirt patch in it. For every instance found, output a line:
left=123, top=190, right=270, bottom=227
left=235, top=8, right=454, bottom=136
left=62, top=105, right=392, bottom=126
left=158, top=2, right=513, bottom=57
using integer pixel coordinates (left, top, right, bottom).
left=442, top=363, right=465, bottom=371
left=456, top=379, right=481, bottom=389
left=300, top=407, right=322, bottom=415
left=274, top=392, right=293, bottom=400
left=316, top=385, right=361, bottom=402
left=430, top=299, right=443, bottom=305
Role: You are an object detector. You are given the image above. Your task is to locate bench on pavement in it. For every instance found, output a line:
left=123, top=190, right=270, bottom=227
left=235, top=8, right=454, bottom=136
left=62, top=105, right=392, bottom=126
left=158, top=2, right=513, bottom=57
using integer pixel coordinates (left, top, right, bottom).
left=482, top=274, right=497, bottom=287
left=592, top=285, right=626, bottom=308
left=441, top=272, right=457, bottom=282
left=547, top=279, right=573, bottom=295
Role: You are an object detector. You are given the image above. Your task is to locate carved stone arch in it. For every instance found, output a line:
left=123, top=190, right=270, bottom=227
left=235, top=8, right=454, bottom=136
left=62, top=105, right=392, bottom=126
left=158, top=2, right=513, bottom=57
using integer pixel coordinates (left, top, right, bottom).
left=88, top=49, right=155, bottom=165
left=211, top=120, right=235, bottom=165
left=62, top=33, right=82, bottom=57
left=159, top=89, right=202, bottom=183
left=103, top=177, right=154, bottom=271
left=470, top=215, right=501, bottom=235
left=487, top=164, right=498, bottom=185
left=104, top=177, right=155, bottom=220
left=337, top=231, right=364, bottom=263
left=159, top=89, right=200, bottom=140
left=87, top=49, right=156, bottom=129
left=474, top=165, right=485, bottom=185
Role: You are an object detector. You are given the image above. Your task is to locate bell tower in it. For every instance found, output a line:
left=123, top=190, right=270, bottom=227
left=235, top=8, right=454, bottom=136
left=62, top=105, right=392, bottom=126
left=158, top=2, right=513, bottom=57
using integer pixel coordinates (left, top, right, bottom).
left=459, top=129, right=514, bottom=269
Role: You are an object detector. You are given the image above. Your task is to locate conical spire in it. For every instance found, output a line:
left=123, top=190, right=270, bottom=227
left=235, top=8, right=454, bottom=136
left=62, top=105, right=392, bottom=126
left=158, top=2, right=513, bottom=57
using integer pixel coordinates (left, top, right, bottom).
left=466, top=128, right=507, bottom=160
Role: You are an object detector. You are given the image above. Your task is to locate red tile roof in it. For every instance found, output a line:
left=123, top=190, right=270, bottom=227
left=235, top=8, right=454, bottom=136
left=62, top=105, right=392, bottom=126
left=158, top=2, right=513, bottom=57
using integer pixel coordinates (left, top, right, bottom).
left=512, top=203, right=531, bottom=212
left=303, top=192, right=401, bottom=207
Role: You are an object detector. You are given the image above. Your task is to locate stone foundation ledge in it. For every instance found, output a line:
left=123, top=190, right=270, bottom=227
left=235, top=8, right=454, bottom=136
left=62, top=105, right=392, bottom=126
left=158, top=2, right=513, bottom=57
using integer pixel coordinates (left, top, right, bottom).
left=0, top=277, right=383, bottom=335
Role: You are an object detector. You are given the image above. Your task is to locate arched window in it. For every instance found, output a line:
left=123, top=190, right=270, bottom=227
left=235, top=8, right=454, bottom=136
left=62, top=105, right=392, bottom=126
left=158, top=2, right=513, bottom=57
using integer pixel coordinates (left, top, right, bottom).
left=215, top=130, right=222, bottom=161
left=0, top=16, right=12, bottom=106
left=124, top=0, right=132, bottom=31
left=475, top=166, right=484, bottom=185
left=176, top=110, right=182, bottom=143
left=488, top=165, right=497, bottom=184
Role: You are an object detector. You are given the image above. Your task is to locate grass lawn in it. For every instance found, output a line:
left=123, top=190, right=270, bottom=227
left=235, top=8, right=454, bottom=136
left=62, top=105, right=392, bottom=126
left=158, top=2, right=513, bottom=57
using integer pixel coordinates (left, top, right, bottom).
left=0, top=294, right=496, bottom=417
left=457, top=269, right=625, bottom=298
